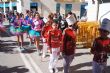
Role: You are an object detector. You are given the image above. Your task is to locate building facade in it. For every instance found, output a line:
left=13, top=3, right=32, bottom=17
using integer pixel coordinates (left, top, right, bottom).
left=0, top=0, right=85, bottom=17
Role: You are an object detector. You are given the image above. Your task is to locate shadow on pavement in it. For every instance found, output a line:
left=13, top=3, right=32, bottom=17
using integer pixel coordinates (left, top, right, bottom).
left=0, top=65, right=29, bottom=73
left=0, top=25, right=13, bottom=37
left=21, top=43, right=43, bottom=54
left=0, top=39, right=38, bottom=54
left=75, top=52, right=91, bottom=57
left=58, top=61, right=110, bottom=73
left=106, top=66, right=110, bottom=73
left=0, top=40, right=18, bottom=53
left=58, top=62, right=92, bottom=73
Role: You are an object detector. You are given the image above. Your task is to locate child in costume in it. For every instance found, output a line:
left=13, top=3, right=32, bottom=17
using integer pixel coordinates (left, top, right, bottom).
left=41, top=14, right=53, bottom=58
left=62, top=13, right=76, bottom=73
left=10, top=13, right=24, bottom=49
left=91, top=18, right=110, bottom=73
left=29, top=12, right=44, bottom=55
left=48, top=20, right=62, bottom=73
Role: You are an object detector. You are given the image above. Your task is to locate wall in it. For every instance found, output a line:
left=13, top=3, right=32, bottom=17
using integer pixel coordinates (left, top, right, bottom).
left=39, top=0, right=57, bottom=18
left=16, top=0, right=81, bottom=18
left=86, top=4, right=98, bottom=21
left=86, top=1, right=110, bottom=21
left=98, top=3, right=110, bottom=21
left=22, top=0, right=30, bottom=15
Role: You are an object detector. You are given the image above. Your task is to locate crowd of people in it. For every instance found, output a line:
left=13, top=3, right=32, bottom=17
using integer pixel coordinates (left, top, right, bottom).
left=0, top=10, right=110, bottom=73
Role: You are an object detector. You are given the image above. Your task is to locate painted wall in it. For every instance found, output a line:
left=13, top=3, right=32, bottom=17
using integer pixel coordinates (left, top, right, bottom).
left=39, top=0, right=57, bottom=18
left=98, top=3, right=110, bottom=21
left=86, top=4, right=98, bottom=21
left=16, top=0, right=22, bottom=13
left=22, top=0, right=30, bottom=15
left=15, top=0, right=81, bottom=18
left=86, top=1, right=110, bottom=21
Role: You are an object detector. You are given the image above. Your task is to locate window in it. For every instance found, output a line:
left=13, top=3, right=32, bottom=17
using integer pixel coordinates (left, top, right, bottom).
left=30, top=2, right=38, bottom=12
left=80, top=3, right=88, bottom=18
left=56, top=3, right=60, bottom=13
left=65, top=4, right=72, bottom=14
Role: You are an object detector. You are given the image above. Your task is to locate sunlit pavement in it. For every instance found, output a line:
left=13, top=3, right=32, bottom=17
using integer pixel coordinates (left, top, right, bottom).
left=0, top=21, right=110, bottom=73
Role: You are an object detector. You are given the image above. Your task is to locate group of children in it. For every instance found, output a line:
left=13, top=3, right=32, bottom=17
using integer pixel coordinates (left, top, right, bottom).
left=0, top=10, right=110, bottom=73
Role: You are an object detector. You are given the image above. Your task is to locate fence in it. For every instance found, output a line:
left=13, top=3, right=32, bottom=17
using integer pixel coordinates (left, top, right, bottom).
left=76, top=21, right=100, bottom=48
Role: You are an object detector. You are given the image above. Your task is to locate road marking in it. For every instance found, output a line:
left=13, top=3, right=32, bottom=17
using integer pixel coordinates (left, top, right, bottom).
left=16, top=48, right=36, bottom=73
left=11, top=36, right=43, bottom=73
left=25, top=54, right=44, bottom=73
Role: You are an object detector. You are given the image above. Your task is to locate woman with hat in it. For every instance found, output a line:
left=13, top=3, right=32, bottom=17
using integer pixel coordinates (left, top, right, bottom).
left=91, top=18, right=110, bottom=73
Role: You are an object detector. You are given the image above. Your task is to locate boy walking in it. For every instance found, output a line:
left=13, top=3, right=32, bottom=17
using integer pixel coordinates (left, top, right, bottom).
left=91, top=18, right=110, bottom=73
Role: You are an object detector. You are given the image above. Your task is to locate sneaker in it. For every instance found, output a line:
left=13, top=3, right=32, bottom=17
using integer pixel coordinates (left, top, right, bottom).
left=42, top=55, right=46, bottom=58
left=20, top=47, right=25, bottom=50
left=49, top=69, right=53, bottom=73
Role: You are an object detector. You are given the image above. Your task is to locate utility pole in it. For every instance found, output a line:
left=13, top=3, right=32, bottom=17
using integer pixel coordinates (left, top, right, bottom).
left=96, top=0, right=99, bottom=20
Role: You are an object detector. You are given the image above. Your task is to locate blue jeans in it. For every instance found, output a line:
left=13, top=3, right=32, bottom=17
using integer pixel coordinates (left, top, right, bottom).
left=63, top=54, right=74, bottom=73
left=92, top=61, right=107, bottom=73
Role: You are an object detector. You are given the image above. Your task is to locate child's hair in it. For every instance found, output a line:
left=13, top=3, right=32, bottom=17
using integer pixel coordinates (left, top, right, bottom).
left=53, top=20, right=58, bottom=24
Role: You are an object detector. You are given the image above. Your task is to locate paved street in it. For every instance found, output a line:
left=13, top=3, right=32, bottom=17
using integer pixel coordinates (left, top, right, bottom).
left=0, top=22, right=110, bottom=73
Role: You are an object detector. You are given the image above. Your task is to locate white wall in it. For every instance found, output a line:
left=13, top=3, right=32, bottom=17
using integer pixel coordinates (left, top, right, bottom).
left=22, top=0, right=30, bottom=15
left=16, top=0, right=22, bottom=13
left=98, top=3, right=110, bottom=22
left=87, top=2, right=110, bottom=21
left=86, top=4, right=98, bottom=21
left=16, top=0, right=81, bottom=18
left=17, top=0, right=30, bottom=14
left=39, top=0, right=57, bottom=18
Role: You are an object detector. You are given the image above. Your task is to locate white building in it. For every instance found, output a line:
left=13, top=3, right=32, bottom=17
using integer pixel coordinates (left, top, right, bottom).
left=83, top=0, right=110, bottom=21
left=0, top=0, right=85, bottom=17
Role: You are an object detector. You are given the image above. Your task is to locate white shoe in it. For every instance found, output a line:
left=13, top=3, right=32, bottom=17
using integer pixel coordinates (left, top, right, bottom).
left=49, top=69, right=53, bottom=73
left=42, top=55, right=46, bottom=58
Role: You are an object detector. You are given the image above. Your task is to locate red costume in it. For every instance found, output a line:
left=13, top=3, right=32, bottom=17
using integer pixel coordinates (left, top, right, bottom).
left=62, top=28, right=76, bottom=55
left=41, top=25, right=52, bottom=41
left=91, top=37, right=110, bottom=63
left=48, top=29, right=62, bottom=48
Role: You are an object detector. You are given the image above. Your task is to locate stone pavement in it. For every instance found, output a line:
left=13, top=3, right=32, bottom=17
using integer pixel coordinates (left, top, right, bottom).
left=0, top=21, right=110, bottom=73
left=1, top=33, right=110, bottom=73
